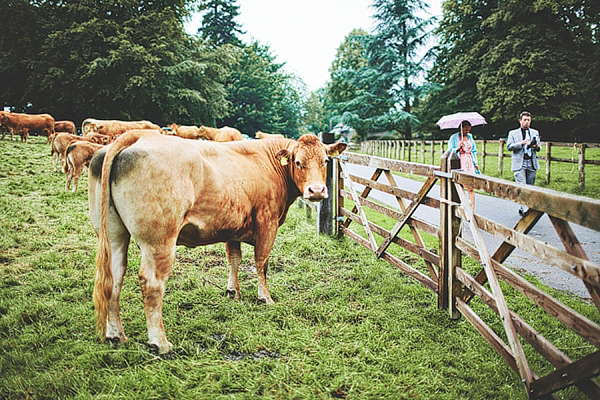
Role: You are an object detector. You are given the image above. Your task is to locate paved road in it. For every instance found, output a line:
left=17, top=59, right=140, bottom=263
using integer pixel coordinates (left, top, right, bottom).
left=345, top=164, right=599, bottom=298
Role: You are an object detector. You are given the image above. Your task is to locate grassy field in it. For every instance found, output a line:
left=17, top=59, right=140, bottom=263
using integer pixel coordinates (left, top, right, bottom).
left=1, top=136, right=598, bottom=399
left=359, top=141, right=600, bottom=199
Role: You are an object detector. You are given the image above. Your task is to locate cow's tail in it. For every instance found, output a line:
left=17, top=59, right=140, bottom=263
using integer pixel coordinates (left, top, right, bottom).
left=65, top=144, right=76, bottom=175
left=93, top=130, right=149, bottom=339
left=50, top=134, right=57, bottom=156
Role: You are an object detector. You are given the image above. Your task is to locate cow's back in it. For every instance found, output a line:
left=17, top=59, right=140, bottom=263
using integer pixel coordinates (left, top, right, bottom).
left=89, top=134, right=291, bottom=246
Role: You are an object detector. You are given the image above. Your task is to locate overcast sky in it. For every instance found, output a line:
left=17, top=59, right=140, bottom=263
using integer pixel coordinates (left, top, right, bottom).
left=185, top=0, right=443, bottom=92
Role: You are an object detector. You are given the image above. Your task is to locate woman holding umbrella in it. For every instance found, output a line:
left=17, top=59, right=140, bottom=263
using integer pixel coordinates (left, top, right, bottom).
left=447, top=120, right=480, bottom=212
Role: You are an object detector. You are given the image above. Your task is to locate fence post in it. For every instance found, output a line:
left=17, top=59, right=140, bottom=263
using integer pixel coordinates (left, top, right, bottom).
left=430, top=140, right=435, bottom=165
left=439, top=150, right=461, bottom=319
left=402, top=140, right=406, bottom=160
left=498, top=139, right=505, bottom=177
left=578, top=143, right=585, bottom=189
left=335, top=156, right=344, bottom=239
left=481, top=140, right=486, bottom=173
left=545, top=141, right=551, bottom=184
left=317, top=132, right=334, bottom=235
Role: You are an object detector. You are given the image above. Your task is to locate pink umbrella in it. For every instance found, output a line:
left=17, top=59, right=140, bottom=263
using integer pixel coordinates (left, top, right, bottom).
left=436, top=112, right=487, bottom=130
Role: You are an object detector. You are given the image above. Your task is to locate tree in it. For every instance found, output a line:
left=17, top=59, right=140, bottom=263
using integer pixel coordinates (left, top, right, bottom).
left=366, top=0, right=436, bottom=137
left=418, top=0, right=495, bottom=132
left=0, top=0, right=232, bottom=127
left=197, top=0, right=244, bottom=46
left=217, top=42, right=303, bottom=137
left=303, top=91, right=327, bottom=134
left=423, top=0, right=600, bottom=140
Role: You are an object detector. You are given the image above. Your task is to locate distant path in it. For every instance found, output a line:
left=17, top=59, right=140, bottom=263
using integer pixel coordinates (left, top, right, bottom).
left=345, top=164, right=599, bottom=299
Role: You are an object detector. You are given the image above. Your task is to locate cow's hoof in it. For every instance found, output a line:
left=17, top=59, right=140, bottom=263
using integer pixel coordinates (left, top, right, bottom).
left=257, top=297, right=274, bottom=305
left=106, top=337, right=121, bottom=348
left=225, top=289, right=240, bottom=300
left=147, top=338, right=173, bottom=356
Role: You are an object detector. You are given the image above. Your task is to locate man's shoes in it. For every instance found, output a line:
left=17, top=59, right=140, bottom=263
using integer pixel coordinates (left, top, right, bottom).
left=518, top=207, right=525, bottom=216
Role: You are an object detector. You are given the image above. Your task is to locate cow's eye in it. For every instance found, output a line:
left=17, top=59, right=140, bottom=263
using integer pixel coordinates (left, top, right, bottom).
left=295, top=160, right=303, bottom=169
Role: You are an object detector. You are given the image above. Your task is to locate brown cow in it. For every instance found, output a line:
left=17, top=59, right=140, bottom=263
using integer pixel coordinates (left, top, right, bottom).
left=90, top=120, right=160, bottom=138
left=197, top=125, right=243, bottom=142
left=65, top=141, right=105, bottom=192
left=255, top=131, right=285, bottom=139
left=0, top=112, right=54, bottom=143
left=84, top=132, right=113, bottom=145
left=82, top=118, right=102, bottom=135
left=54, top=120, right=76, bottom=134
left=88, top=130, right=346, bottom=354
left=51, top=132, right=98, bottom=173
left=167, top=123, right=201, bottom=139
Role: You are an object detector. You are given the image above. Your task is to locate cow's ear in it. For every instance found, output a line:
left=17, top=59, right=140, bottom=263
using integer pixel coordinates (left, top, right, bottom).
left=326, top=142, right=347, bottom=157
left=276, top=149, right=292, bottom=166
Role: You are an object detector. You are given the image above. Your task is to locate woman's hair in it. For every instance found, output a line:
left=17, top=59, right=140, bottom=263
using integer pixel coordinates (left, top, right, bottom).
left=459, top=120, right=471, bottom=128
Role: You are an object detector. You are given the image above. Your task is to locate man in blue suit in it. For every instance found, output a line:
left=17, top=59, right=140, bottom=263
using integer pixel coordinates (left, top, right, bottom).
left=507, top=111, right=541, bottom=215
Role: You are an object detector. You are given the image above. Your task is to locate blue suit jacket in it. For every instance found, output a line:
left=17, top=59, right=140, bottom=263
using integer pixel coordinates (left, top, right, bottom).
left=507, top=127, right=540, bottom=171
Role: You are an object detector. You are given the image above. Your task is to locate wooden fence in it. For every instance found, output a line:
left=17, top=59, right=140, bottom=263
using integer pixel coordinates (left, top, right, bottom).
left=360, top=140, right=600, bottom=189
left=332, top=150, right=600, bottom=399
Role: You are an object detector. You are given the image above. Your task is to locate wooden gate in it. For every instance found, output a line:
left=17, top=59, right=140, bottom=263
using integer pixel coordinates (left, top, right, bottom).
left=334, top=151, right=600, bottom=399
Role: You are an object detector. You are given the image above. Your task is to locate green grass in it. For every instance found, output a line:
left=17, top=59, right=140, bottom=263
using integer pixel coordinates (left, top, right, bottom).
left=358, top=141, right=600, bottom=199
left=1, top=136, right=597, bottom=399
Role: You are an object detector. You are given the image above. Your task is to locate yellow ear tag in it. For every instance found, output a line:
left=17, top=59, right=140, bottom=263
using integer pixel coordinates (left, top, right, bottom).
left=331, top=150, right=339, bottom=157
left=280, top=156, right=288, bottom=166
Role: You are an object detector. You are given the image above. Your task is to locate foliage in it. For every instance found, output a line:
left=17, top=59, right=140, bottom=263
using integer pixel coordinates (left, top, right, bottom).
left=0, top=137, right=597, bottom=399
left=324, top=1, right=435, bottom=140
left=197, top=0, right=244, bottom=46
left=0, top=0, right=233, bottom=127
left=301, top=91, right=327, bottom=134
left=217, top=42, right=304, bottom=137
left=420, top=0, right=600, bottom=141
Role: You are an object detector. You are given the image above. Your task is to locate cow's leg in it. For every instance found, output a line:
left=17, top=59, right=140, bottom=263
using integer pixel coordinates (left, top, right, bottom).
left=65, top=165, right=73, bottom=191
left=253, top=226, right=278, bottom=304
left=105, top=214, right=131, bottom=344
left=61, top=153, right=68, bottom=174
left=138, top=241, right=176, bottom=355
left=71, top=165, right=83, bottom=192
left=53, top=150, right=59, bottom=172
left=72, top=167, right=82, bottom=192
left=225, top=241, right=242, bottom=300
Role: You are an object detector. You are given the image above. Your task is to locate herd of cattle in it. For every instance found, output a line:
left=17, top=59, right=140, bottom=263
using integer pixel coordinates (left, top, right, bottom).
left=2, top=110, right=348, bottom=355
left=0, top=111, right=284, bottom=192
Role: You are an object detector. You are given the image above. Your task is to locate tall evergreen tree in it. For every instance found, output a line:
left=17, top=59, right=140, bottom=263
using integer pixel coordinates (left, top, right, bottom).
left=366, top=0, right=435, bottom=137
left=198, top=0, right=244, bottom=46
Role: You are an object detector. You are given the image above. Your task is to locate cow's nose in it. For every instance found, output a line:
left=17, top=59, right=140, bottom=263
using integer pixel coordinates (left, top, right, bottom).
left=305, top=184, right=328, bottom=201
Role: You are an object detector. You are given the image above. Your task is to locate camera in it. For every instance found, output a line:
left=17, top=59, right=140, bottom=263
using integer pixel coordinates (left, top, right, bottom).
left=528, top=136, right=538, bottom=149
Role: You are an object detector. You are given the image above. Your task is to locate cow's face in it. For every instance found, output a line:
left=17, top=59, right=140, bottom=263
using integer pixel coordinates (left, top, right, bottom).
left=277, top=134, right=347, bottom=202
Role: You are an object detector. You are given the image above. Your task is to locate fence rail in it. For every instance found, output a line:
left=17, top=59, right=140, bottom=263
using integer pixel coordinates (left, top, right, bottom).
left=332, top=150, right=600, bottom=399
left=360, top=140, right=600, bottom=188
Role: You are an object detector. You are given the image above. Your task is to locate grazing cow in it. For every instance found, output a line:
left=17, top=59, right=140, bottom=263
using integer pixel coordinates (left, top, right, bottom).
left=90, top=120, right=161, bottom=138
left=255, top=131, right=285, bottom=139
left=167, top=123, right=201, bottom=139
left=84, top=132, right=113, bottom=145
left=89, top=130, right=346, bottom=354
left=65, top=141, right=105, bottom=192
left=51, top=132, right=99, bottom=173
left=197, top=125, right=243, bottom=142
left=0, top=112, right=54, bottom=143
left=82, top=118, right=102, bottom=135
left=54, top=120, right=76, bottom=135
